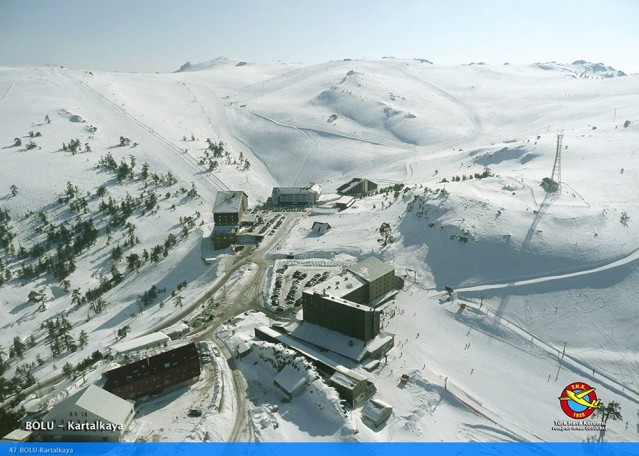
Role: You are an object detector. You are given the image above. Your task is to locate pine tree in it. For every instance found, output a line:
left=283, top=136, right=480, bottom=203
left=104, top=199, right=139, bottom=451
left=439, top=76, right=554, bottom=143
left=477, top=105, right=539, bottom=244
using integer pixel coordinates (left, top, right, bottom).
left=78, top=330, right=88, bottom=349
left=11, top=337, right=25, bottom=359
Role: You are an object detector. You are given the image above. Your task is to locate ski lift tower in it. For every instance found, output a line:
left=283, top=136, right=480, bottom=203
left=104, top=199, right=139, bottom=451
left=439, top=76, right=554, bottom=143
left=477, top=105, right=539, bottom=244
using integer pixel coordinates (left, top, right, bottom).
left=541, top=132, right=563, bottom=193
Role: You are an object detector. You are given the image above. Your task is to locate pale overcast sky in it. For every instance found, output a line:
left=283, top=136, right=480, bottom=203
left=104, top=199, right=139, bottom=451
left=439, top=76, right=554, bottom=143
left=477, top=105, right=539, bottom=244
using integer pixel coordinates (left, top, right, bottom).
left=1, top=0, right=637, bottom=73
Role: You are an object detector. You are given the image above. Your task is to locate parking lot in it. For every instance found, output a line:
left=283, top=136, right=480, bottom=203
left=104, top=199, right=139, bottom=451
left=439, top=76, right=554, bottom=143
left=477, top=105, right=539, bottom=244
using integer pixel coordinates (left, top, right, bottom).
left=267, top=263, right=342, bottom=313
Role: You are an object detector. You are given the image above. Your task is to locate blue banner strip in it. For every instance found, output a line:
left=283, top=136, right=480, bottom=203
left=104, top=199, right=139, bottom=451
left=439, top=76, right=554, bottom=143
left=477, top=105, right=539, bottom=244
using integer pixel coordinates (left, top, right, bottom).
left=1, top=442, right=638, bottom=456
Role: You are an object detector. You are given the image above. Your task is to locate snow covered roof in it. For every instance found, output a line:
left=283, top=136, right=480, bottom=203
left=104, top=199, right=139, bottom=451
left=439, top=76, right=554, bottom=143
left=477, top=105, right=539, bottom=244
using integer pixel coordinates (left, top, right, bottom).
left=212, top=225, right=237, bottom=234
left=305, top=272, right=367, bottom=299
left=330, top=369, right=367, bottom=390
left=348, top=257, right=394, bottom=283
left=110, top=332, right=169, bottom=355
left=241, top=213, right=258, bottom=224
left=214, top=190, right=247, bottom=213
left=289, top=322, right=368, bottom=362
left=336, top=195, right=355, bottom=205
left=160, top=323, right=189, bottom=337
left=274, top=365, right=307, bottom=395
left=1, top=429, right=33, bottom=442
left=337, top=178, right=365, bottom=194
left=45, top=385, right=133, bottom=426
left=274, top=182, right=321, bottom=195
left=362, top=398, right=392, bottom=423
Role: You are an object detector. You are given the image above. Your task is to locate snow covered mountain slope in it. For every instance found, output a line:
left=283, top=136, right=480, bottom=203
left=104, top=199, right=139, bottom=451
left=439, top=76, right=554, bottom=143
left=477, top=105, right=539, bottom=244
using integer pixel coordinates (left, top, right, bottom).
left=0, top=59, right=638, bottom=442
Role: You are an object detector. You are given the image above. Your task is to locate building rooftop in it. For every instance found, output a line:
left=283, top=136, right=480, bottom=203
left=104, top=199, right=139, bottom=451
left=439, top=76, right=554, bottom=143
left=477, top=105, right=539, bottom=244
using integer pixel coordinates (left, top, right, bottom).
left=274, top=182, right=321, bottom=195
left=348, top=257, right=394, bottom=283
left=330, top=366, right=367, bottom=389
left=110, top=332, right=169, bottom=355
left=214, top=191, right=247, bottom=214
left=1, top=429, right=33, bottom=442
left=337, top=178, right=364, bottom=194
left=274, top=365, right=307, bottom=395
left=45, top=384, right=133, bottom=426
left=241, top=213, right=258, bottom=224
left=362, top=398, right=392, bottom=422
left=336, top=195, right=355, bottom=205
left=304, top=271, right=367, bottom=299
left=212, top=225, right=237, bottom=234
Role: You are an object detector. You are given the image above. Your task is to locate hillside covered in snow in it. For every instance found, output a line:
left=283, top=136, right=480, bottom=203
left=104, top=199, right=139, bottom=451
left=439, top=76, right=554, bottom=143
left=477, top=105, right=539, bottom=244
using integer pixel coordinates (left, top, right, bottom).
left=0, top=58, right=638, bottom=442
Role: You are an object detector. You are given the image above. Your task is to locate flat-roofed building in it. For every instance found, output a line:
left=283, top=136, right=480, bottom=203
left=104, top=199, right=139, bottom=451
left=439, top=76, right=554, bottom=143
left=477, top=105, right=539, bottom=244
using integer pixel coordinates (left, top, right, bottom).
left=104, top=343, right=201, bottom=401
left=213, top=191, right=248, bottom=226
left=271, top=183, right=321, bottom=206
left=212, top=225, right=238, bottom=250
left=302, top=257, right=398, bottom=341
left=347, top=257, right=396, bottom=303
left=302, top=292, right=380, bottom=341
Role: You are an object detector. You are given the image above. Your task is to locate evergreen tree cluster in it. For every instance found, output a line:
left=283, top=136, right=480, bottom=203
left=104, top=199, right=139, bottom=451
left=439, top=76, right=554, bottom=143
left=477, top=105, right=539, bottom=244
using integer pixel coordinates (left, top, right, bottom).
left=378, top=222, right=395, bottom=247
left=138, top=285, right=161, bottom=307
left=63, top=138, right=82, bottom=154
left=43, top=317, right=75, bottom=356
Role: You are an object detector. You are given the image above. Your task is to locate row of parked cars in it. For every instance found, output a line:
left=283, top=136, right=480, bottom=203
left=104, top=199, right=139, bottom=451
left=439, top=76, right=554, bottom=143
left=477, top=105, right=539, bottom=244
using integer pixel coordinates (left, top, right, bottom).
left=259, top=214, right=285, bottom=236
left=197, top=341, right=220, bottom=364
left=304, top=271, right=331, bottom=289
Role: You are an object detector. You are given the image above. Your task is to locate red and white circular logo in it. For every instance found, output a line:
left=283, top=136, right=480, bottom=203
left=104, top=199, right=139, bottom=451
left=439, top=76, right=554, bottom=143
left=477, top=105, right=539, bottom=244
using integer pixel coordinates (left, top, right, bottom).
left=559, top=382, right=599, bottom=419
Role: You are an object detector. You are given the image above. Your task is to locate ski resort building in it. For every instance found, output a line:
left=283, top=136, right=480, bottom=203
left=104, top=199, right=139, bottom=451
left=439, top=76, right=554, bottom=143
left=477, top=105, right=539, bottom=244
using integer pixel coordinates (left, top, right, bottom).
left=213, top=191, right=248, bottom=226
left=337, top=178, right=377, bottom=197
left=255, top=326, right=373, bottom=406
left=212, top=190, right=250, bottom=250
left=303, top=293, right=380, bottom=341
left=301, top=257, right=400, bottom=341
left=104, top=343, right=201, bottom=400
left=38, top=385, right=134, bottom=442
left=212, top=225, right=239, bottom=250
left=270, top=183, right=321, bottom=206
